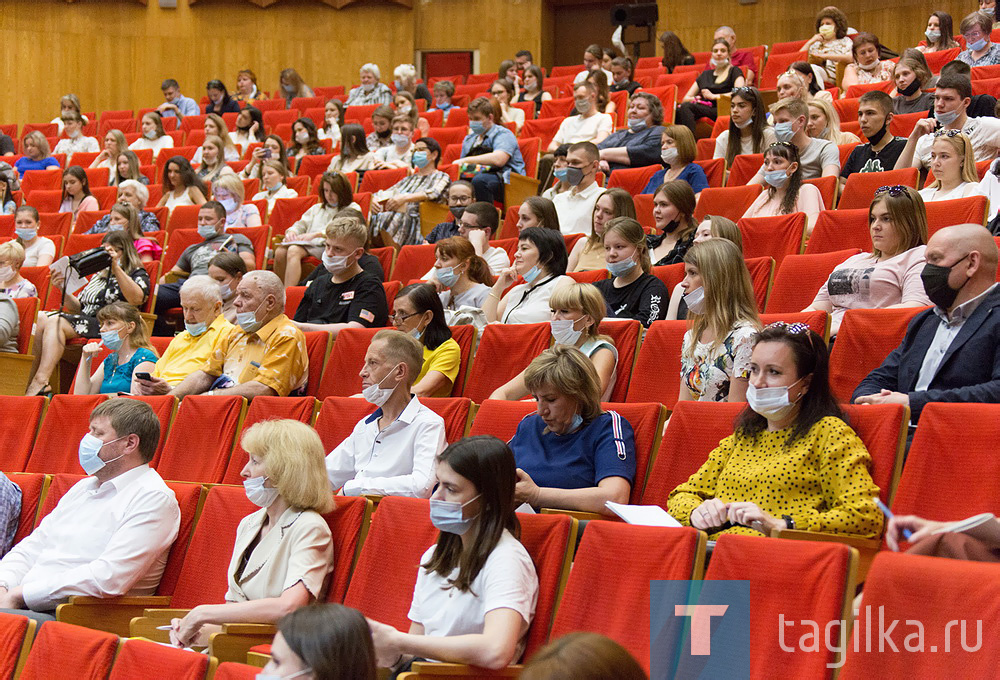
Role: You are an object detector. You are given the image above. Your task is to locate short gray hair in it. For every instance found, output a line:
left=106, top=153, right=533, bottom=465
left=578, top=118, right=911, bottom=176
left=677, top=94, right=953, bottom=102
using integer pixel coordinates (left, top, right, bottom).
left=245, top=270, right=285, bottom=308
left=393, top=63, right=416, bottom=81
left=180, top=274, right=222, bottom=304
left=118, top=179, right=149, bottom=207
left=360, top=63, right=381, bottom=80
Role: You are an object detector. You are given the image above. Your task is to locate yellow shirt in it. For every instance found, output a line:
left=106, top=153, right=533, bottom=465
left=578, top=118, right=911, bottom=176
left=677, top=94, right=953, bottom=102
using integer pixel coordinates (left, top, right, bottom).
left=667, top=416, right=883, bottom=538
left=204, top=313, right=308, bottom=397
left=153, top=315, right=234, bottom=386
left=415, top=338, right=461, bottom=398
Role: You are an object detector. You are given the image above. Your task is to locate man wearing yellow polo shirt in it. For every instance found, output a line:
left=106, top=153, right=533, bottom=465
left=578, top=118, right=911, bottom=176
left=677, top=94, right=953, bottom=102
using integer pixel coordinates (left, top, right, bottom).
left=169, top=271, right=308, bottom=398
left=134, top=276, right=233, bottom=395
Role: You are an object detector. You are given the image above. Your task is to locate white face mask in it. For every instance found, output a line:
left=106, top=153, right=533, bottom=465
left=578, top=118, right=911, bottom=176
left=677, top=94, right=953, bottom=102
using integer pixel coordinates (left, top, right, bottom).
left=683, top=286, right=705, bottom=314
left=733, top=116, right=753, bottom=130
left=550, top=318, right=584, bottom=346
left=746, top=376, right=807, bottom=421
left=660, top=147, right=679, bottom=165
left=243, top=476, right=279, bottom=508
left=322, top=252, right=349, bottom=274
left=295, top=131, right=309, bottom=144
left=0, top=266, right=13, bottom=283
left=361, top=364, right=401, bottom=407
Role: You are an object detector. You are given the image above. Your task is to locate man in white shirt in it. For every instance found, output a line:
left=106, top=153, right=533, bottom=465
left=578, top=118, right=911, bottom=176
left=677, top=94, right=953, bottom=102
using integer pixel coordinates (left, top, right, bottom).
left=895, top=73, right=1000, bottom=171
left=327, top=330, right=446, bottom=497
left=0, top=399, right=180, bottom=619
left=547, top=82, right=613, bottom=152
left=552, top=141, right=603, bottom=236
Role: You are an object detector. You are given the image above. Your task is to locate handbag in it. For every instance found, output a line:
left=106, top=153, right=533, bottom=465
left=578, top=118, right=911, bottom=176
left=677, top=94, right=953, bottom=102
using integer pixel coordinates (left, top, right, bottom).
left=69, top=247, right=112, bottom=277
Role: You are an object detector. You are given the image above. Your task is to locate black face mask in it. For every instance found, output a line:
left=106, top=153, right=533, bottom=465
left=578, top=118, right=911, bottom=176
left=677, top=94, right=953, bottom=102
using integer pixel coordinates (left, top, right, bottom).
left=376, top=128, right=391, bottom=139
left=662, top=219, right=680, bottom=234
left=236, top=122, right=251, bottom=132
left=866, top=119, right=889, bottom=146
left=921, top=254, right=970, bottom=309
left=899, top=77, right=922, bottom=97
left=449, top=206, right=466, bottom=220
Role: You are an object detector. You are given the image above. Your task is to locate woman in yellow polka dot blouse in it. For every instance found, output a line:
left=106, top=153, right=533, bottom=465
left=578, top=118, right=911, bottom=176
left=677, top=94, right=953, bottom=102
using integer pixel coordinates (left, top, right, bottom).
left=667, top=322, right=884, bottom=538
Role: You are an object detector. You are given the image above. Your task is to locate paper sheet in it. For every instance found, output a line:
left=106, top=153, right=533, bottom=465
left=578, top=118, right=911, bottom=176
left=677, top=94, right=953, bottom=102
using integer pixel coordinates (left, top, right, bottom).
left=605, top=501, right=682, bottom=527
left=48, top=256, right=87, bottom=296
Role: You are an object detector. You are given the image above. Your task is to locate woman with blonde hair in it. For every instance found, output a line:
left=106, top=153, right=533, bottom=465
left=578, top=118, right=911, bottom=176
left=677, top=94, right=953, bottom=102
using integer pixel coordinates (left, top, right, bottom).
left=433, top=236, right=495, bottom=310
left=596, top=216, right=669, bottom=327
left=91, top=129, right=128, bottom=182
left=50, top=93, right=88, bottom=133
left=667, top=216, right=743, bottom=320
left=918, top=132, right=984, bottom=202
left=278, top=68, right=314, bottom=109
left=492, top=282, right=618, bottom=401
left=196, top=135, right=236, bottom=183
left=168, top=419, right=334, bottom=649
left=0, top=241, right=37, bottom=299
left=74, top=301, right=158, bottom=395
left=252, top=159, right=298, bottom=212
left=677, top=239, right=761, bottom=403
left=129, top=112, right=174, bottom=159
left=807, top=99, right=860, bottom=146
left=568, top=188, right=635, bottom=272
left=193, top=114, right=240, bottom=165
left=775, top=71, right=811, bottom=103
left=804, top=185, right=930, bottom=336
left=649, top=180, right=698, bottom=266
left=15, top=132, right=60, bottom=175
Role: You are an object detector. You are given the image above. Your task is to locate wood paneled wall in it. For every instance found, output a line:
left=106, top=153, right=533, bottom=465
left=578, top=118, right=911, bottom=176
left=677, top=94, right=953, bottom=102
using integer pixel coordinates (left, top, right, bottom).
left=0, top=0, right=982, bottom=128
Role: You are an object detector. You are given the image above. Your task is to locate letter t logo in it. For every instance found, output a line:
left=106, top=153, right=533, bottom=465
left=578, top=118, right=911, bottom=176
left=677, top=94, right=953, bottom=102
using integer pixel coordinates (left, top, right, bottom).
left=674, top=604, right=729, bottom=655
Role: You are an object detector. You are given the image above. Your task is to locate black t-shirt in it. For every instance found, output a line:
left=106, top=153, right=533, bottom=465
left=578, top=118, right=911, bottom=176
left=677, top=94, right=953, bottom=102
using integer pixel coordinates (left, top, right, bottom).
left=610, top=80, right=641, bottom=96
left=695, top=66, right=744, bottom=97
left=840, top=138, right=908, bottom=178
left=294, top=267, right=388, bottom=326
left=359, top=252, right=384, bottom=281
left=595, top=273, right=669, bottom=327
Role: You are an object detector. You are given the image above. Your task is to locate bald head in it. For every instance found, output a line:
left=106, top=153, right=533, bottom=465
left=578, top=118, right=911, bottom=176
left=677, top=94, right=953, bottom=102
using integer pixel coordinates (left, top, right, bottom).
left=925, top=224, right=998, bottom=308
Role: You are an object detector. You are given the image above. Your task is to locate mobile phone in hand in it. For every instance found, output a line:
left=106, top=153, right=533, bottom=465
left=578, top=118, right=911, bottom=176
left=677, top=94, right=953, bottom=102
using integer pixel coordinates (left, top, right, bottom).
left=135, top=372, right=153, bottom=381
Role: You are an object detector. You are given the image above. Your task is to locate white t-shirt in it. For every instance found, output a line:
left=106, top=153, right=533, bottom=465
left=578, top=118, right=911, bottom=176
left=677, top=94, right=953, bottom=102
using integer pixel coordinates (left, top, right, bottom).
left=374, top=144, right=413, bottom=166
left=408, top=530, right=538, bottom=662
left=551, top=113, right=614, bottom=147
left=918, top=182, right=986, bottom=203
left=552, top=182, right=603, bottom=236
left=22, top=237, right=56, bottom=267
left=440, top=283, right=491, bottom=310
left=914, top=117, right=1000, bottom=168
left=129, top=135, right=174, bottom=158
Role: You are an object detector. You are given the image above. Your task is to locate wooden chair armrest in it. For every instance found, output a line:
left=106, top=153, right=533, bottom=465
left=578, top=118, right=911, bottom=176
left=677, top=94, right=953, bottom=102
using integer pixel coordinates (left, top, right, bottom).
left=130, top=609, right=192, bottom=641
left=410, top=661, right=523, bottom=677
left=539, top=508, right=610, bottom=522
left=363, top=494, right=384, bottom=506
left=56, top=595, right=173, bottom=636
left=246, top=651, right=271, bottom=668
left=768, top=528, right=879, bottom=550
left=210, top=625, right=280, bottom=664
left=220, top=622, right=277, bottom=635
left=163, top=270, right=186, bottom=284
left=0, top=354, right=36, bottom=396
left=505, top=174, right=539, bottom=210
left=69, top=595, right=171, bottom=606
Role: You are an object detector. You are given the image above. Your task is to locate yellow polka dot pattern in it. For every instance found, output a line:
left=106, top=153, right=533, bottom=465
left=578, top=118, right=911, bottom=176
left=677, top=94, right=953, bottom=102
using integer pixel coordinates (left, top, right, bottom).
left=666, top=416, right=884, bottom=538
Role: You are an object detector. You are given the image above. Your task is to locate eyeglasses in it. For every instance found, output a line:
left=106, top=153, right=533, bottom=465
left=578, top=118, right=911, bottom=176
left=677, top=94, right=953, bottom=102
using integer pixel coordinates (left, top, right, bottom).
left=731, top=86, right=755, bottom=96
left=390, top=311, right=420, bottom=324
left=768, top=141, right=796, bottom=150
left=932, top=128, right=962, bottom=138
left=764, top=321, right=810, bottom=335
left=875, top=184, right=909, bottom=197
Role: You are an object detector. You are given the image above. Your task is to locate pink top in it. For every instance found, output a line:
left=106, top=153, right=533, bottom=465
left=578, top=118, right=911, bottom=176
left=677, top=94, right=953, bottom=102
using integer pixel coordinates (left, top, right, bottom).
left=742, top=183, right=824, bottom=221
left=134, top=237, right=163, bottom=260
left=810, top=246, right=930, bottom=330
left=60, top=195, right=99, bottom=218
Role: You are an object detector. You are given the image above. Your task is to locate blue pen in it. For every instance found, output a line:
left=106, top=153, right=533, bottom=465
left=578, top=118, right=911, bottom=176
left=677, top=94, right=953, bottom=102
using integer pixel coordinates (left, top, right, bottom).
left=874, top=497, right=913, bottom=540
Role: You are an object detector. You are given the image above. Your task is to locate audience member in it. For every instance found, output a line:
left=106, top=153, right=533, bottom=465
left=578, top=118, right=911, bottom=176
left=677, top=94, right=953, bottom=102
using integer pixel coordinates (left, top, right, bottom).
left=596, top=216, right=669, bottom=326
left=0, top=474, right=19, bottom=559
left=195, top=135, right=235, bottom=182
left=0, top=292, right=17, bottom=354
left=751, top=98, right=839, bottom=182
left=53, top=112, right=98, bottom=163
left=15, top=132, right=60, bottom=175
left=292, top=214, right=388, bottom=336
left=367, top=436, right=537, bottom=672
left=49, top=93, right=88, bottom=133
left=59, top=166, right=99, bottom=227
left=372, top=115, right=415, bottom=170
left=230, top=106, right=265, bottom=152
left=541, top=144, right=571, bottom=200
left=892, top=54, right=935, bottom=114
left=841, top=91, right=907, bottom=185
left=456, top=97, right=526, bottom=204
left=574, top=43, right=614, bottom=86
left=370, top=137, right=450, bottom=247
left=516, top=196, right=561, bottom=233
left=394, top=63, right=432, bottom=108
left=157, top=78, right=199, bottom=119
left=676, top=39, right=746, bottom=134
left=207, top=251, right=247, bottom=324
left=286, top=118, right=326, bottom=172
left=552, top=141, right=603, bottom=235
left=597, top=92, right=665, bottom=174
left=743, top=142, right=824, bottom=234
left=430, top=81, right=457, bottom=124
left=666, top=215, right=743, bottom=320
left=391, top=283, right=461, bottom=398
left=326, top=330, right=446, bottom=497
left=853, top=224, right=1000, bottom=422
left=789, top=61, right=833, bottom=102
left=842, top=33, right=895, bottom=90
left=168, top=419, right=334, bottom=649
left=234, top=69, right=262, bottom=104
left=712, top=25, right=758, bottom=84
left=129, top=112, right=174, bottom=158
left=668, top=323, right=883, bottom=537
left=87, top=181, right=159, bottom=234
left=434, top=236, right=494, bottom=311
left=804, top=6, right=854, bottom=81
left=508, top=346, right=635, bottom=514
left=520, top=632, right=646, bottom=680
left=0, top=165, right=15, bottom=215
left=585, top=70, right=615, bottom=117
left=714, top=86, right=776, bottom=168
left=346, top=63, right=393, bottom=106
left=642, top=125, right=708, bottom=196
left=0, top=241, right=37, bottom=299
left=805, top=185, right=930, bottom=337
left=157, top=156, right=208, bottom=211
left=918, top=12, right=959, bottom=53
left=649, top=180, right=698, bottom=266
left=519, top=65, right=552, bottom=117
left=74, top=302, right=157, bottom=395
left=919, top=132, right=987, bottom=202
left=278, top=68, right=315, bottom=109
left=112, top=150, right=149, bottom=187
left=26, top=232, right=149, bottom=397
left=253, top=159, right=298, bottom=213
left=957, top=11, right=1000, bottom=66
left=490, top=79, right=525, bottom=134
left=204, top=79, right=240, bottom=115
left=548, top=83, right=613, bottom=154
left=425, top=180, right=473, bottom=244
left=492, top=283, right=618, bottom=401
left=0, top=399, right=180, bottom=617
left=13, top=207, right=55, bottom=267
left=659, top=30, right=696, bottom=73
left=318, top=98, right=344, bottom=147
left=775, top=70, right=812, bottom=103
left=91, top=130, right=126, bottom=179
left=677, top=240, right=761, bottom=403
left=609, top=57, right=640, bottom=96
left=436, top=201, right=510, bottom=276
left=214, top=173, right=263, bottom=229
left=807, top=99, right=860, bottom=146
left=261, top=604, right=376, bottom=680
left=484, top=227, right=572, bottom=324
left=568, top=188, right=635, bottom=272
left=328, top=123, right=376, bottom=174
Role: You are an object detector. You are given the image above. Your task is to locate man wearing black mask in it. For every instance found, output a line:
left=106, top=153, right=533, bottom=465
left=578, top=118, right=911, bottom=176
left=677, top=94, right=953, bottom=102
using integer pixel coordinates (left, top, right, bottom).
left=840, top=91, right=907, bottom=189
left=853, top=224, right=1000, bottom=424
left=425, top=181, right=474, bottom=243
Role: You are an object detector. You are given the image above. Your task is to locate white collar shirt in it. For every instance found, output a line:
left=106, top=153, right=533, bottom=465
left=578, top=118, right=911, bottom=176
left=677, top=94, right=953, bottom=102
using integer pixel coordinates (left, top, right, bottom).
left=914, top=283, right=997, bottom=392
left=326, top=396, right=446, bottom=498
left=0, top=464, right=180, bottom=611
left=552, top=181, right=603, bottom=235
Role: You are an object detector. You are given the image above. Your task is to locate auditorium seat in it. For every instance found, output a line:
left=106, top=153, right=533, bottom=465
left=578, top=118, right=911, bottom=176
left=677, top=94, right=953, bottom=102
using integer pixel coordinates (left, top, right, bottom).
left=360, top=167, right=407, bottom=194
left=125, top=394, right=178, bottom=462
left=804, top=209, right=870, bottom=254
left=388, top=244, right=437, bottom=284
left=745, top=255, right=775, bottom=311
left=313, top=396, right=377, bottom=451
left=693, top=184, right=762, bottom=222
left=448, top=324, right=477, bottom=397
left=625, top=320, right=686, bottom=408
left=19, top=621, right=117, bottom=680
left=0, top=396, right=46, bottom=471
left=598, top=319, right=642, bottom=402
left=764, top=249, right=861, bottom=313
left=725, top=153, right=764, bottom=186
left=153, top=395, right=247, bottom=483
left=302, top=330, right=333, bottom=398
left=108, top=637, right=212, bottom=680
left=8, top=472, right=47, bottom=545
left=462, top=322, right=551, bottom=403
left=316, top=326, right=382, bottom=399
left=925, top=195, right=990, bottom=236
left=220, top=396, right=318, bottom=484
left=838, top=168, right=918, bottom=210
left=0, top=612, right=35, bottom=679
left=606, top=165, right=661, bottom=195
left=737, top=212, right=806, bottom=266
left=268, top=195, right=318, bottom=236
left=25, top=394, right=108, bottom=474
left=548, top=521, right=705, bottom=674
left=214, top=662, right=261, bottom=680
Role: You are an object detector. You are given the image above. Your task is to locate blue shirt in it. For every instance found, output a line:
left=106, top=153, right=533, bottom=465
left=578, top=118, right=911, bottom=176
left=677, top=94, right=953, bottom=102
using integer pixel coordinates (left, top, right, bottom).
left=15, top=157, right=59, bottom=174
left=162, top=94, right=200, bottom=118
left=643, top=163, right=709, bottom=195
left=100, top=347, right=157, bottom=394
left=509, top=411, right=636, bottom=492
left=460, top=123, right=525, bottom=183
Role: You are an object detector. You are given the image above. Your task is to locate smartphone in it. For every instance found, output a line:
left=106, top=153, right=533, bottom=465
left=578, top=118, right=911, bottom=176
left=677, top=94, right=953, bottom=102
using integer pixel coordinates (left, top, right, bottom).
left=135, top=372, right=153, bottom=381
left=262, top=148, right=273, bottom=160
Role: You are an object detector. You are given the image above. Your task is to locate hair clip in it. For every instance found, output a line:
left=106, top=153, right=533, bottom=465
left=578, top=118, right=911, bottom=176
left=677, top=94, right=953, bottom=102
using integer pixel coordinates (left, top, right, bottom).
left=874, top=184, right=908, bottom=197
left=765, top=321, right=810, bottom=335
left=932, top=128, right=962, bottom=138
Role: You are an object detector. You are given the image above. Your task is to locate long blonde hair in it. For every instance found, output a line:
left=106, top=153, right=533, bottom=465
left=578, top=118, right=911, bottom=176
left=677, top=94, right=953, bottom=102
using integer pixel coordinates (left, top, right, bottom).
left=683, top=239, right=760, bottom=353
left=808, top=99, right=852, bottom=145
left=927, top=133, right=979, bottom=189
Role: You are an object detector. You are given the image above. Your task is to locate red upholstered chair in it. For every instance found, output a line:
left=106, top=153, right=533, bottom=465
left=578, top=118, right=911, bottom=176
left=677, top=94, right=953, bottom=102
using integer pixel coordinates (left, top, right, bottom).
left=828, top=307, right=926, bottom=403
left=737, top=212, right=806, bottom=267
left=268, top=195, right=318, bottom=236
left=0, top=611, right=36, bottom=679
left=419, top=397, right=474, bottom=443
left=725, top=153, right=764, bottom=186
left=214, top=663, right=261, bottom=680
left=0, top=396, right=46, bottom=472
left=598, top=319, right=642, bottom=402
left=763, top=249, right=861, bottom=313
left=8, top=472, right=46, bottom=545
left=838, top=167, right=918, bottom=210
left=926, top=195, right=989, bottom=236
left=314, top=396, right=377, bottom=452
left=359, top=167, right=407, bottom=194
left=695, top=157, right=726, bottom=187
left=317, top=327, right=382, bottom=399
left=462, top=322, right=552, bottom=403
left=108, top=638, right=211, bottom=680
left=840, top=403, right=907, bottom=506
left=19, top=621, right=117, bottom=680
left=302, top=331, right=333, bottom=398
left=606, top=165, right=662, bottom=195
left=745, top=255, right=774, bottom=311
left=805, top=209, right=870, bottom=254
left=625, top=320, right=686, bottom=409
left=840, top=552, right=1000, bottom=677
left=698, top=535, right=858, bottom=676
left=153, top=395, right=247, bottom=483
left=25, top=394, right=109, bottom=474
left=123, top=394, right=178, bottom=462
left=389, top=244, right=437, bottom=284
left=548, top=521, right=706, bottom=674
left=220, top=396, right=317, bottom=484
left=604, top=402, right=668, bottom=503
left=693, top=184, right=762, bottom=222
left=468, top=399, right=534, bottom=443
left=448, top=324, right=477, bottom=397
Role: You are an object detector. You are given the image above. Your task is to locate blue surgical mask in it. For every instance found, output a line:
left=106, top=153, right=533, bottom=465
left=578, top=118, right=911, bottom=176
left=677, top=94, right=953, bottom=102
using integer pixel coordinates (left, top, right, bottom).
left=935, top=108, right=961, bottom=126
left=78, top=433, right=127, bottom=475
left=198, top=222, right=220, bottom=240
left=627, top=117, right=647, bottom=131
left=144, top=129, right=158, bottom=140
left=283, top=84, right=296, bottom=93
left=219, top=283, right=232, bottom=300
left=436, top=265, right=461, bottom=288
left=218, top=197, right=238, bottom=213
left=185, top=321, right=207, bottom=337
left=410, top=327, right=423, bottom=341
left=101, top=328, right=124, bottom=351
left=550, top=413, right=584, bottom=435
left=763, top=169, right=790, bottom=188
left=522, top=264, right=542, bottom=283
left=774, top=121, right=795, bottom=143
left=469, top=120, right=486, bottom=135
left=15, top=228, right=36, bottom=242
left=429, top=494, right=481, bottom=534
left=411, top=151, right=429, bottom=168
left=236, top=300, right=267, bottom=333
left=553, top=167, right=569, bottom=181
left=607, top=256, right=637, bottom=277
left=969, top=37, right=989, bottom=52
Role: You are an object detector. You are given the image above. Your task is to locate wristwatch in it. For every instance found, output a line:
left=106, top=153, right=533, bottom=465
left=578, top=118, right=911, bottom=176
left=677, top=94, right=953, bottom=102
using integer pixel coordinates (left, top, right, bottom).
left=782, top=514, right=796, bottom=530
